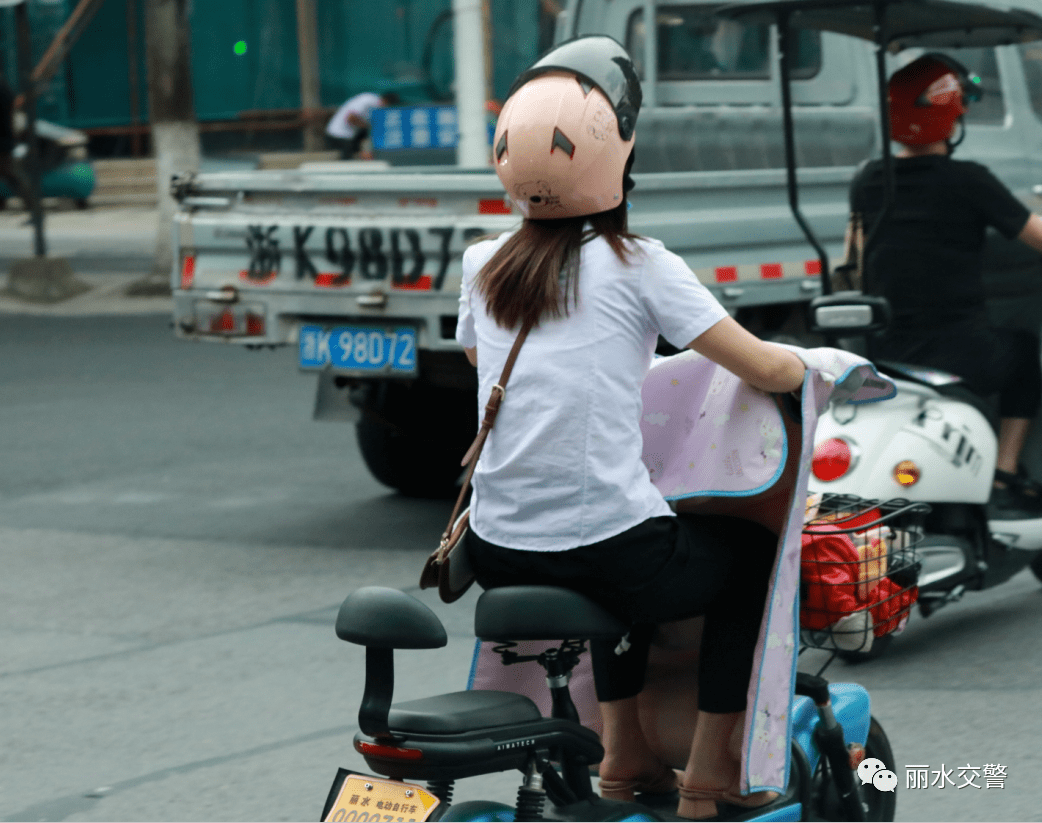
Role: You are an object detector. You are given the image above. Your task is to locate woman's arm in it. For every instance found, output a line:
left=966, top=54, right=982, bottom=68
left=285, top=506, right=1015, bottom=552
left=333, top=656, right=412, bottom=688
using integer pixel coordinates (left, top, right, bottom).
left=1018, top=213, right=1042, bottom=253
left=686, top=316, right=806, bottom=394
left=465, top=346, right=478, bottom=367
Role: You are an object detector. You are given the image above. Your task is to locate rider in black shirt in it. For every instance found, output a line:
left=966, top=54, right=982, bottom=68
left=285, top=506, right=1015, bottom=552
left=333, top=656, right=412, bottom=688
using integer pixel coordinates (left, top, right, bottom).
left=849, top=54, right=1042, bottom=515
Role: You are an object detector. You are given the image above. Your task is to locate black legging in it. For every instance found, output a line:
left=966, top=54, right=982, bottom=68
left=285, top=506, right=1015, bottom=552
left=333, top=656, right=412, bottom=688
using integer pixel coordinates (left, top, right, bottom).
left=871, top=322, right=1042, bottom=419
left=465, top=513, right=777, bottom=713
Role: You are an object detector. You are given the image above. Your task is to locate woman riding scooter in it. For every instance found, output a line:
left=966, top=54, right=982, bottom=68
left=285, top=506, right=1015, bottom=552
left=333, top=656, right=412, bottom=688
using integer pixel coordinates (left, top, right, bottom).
left=850, top=53, right=1042, bottom=518
left=457, top=35, right=806, bottom=820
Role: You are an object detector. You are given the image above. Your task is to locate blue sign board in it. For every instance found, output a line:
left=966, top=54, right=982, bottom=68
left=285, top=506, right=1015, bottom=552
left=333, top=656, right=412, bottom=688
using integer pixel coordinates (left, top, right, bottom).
left=372, top=105, right=494, bottom=150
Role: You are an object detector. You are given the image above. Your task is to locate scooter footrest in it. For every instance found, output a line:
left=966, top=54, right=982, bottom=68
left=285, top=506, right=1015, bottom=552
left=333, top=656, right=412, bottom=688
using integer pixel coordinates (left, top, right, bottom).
left=387, top=690, right=542, bottom=734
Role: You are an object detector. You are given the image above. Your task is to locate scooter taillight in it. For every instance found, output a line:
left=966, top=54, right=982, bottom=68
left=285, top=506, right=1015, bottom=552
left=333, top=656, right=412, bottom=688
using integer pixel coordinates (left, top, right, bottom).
left=812, top=437, right=857, bottom=481
left=355, top=740, right=424, bottom=761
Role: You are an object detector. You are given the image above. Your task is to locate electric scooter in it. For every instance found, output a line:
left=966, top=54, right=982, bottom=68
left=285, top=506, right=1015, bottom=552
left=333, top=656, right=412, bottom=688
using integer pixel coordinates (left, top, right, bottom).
left=325, top=575, right=904, bottom=822
left=805, top=295, right=1042, bottom=661
left=711, top=0, right=1042, bottom=661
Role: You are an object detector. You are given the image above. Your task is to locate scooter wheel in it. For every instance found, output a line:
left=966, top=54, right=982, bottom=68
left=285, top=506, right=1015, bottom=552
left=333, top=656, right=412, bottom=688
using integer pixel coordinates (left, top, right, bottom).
left=811, top=717, right=897, bottom=821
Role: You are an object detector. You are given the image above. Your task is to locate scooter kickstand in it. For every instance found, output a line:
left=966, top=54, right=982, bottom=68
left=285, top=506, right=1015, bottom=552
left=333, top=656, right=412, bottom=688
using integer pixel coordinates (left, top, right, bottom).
left=919, top=584, right=966, bottom=617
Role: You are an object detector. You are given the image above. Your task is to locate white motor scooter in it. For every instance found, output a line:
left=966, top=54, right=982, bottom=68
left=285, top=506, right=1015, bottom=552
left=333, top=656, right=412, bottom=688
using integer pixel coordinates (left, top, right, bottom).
left=806, top=293, right=1042, bottom=660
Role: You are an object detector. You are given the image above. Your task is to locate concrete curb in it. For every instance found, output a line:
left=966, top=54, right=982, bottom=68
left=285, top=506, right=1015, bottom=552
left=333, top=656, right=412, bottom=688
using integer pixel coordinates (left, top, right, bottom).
left=0, top=205, right=169, bottom=316
left=0, top=272, right=173, bottom=316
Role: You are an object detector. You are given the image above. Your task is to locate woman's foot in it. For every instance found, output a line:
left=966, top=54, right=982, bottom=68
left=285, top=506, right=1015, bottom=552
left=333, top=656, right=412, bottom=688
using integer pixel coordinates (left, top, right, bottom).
left=676, top=782, right=780, bottom=820
left=599, top=762, right=678, bottom=802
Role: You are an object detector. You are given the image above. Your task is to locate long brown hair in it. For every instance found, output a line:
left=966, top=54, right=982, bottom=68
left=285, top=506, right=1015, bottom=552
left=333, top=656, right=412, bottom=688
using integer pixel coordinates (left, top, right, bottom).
left=475, top=199, right=638, bottom=330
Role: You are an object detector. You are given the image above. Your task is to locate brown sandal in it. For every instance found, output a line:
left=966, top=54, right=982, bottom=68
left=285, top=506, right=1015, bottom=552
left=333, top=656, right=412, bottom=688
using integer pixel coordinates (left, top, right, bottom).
left=599, top=764, right=678, bottom=802
left=677, top=783, right=781, bottom=820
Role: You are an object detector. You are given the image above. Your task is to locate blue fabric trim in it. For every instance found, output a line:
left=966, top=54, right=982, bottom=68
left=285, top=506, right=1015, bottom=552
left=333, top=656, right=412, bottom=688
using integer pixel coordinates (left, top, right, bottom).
left=746, top=373, right=808, bottom=795
left=783, top=587, right=801, bottom=788
left=836, top=362, right=898, bottom=405
left=466, top=638, right=482, bottom=690
left=664, top=401, right=790, bottom=502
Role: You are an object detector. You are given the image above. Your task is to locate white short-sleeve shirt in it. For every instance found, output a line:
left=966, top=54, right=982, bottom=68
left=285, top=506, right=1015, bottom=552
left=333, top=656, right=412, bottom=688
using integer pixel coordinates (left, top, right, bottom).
left=326, top=92, right=383, bottom=139
left=457, top=232, right=729, bottom=551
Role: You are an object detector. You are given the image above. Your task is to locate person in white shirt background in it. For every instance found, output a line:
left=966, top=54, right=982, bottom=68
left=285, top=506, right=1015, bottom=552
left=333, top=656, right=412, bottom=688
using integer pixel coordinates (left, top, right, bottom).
left=457, top=35, right=806, bottom=821
left=325, top=90, right=401, bottom=159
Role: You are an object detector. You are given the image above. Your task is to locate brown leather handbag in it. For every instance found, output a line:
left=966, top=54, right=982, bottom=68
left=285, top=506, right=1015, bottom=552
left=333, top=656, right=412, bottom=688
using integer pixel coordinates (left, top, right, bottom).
left=419, top=323, right=531, bottom=603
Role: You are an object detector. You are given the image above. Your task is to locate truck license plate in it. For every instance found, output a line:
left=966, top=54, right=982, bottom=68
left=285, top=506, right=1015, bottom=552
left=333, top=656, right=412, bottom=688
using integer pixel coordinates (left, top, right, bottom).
left=323, top=774, right=439, bottom=822
left=299, top=325, right=418, bottom=375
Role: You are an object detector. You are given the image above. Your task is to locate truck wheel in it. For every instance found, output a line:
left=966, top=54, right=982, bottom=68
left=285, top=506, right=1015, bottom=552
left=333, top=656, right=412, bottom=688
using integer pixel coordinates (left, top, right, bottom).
left=356, top=382, right=475, bottom=498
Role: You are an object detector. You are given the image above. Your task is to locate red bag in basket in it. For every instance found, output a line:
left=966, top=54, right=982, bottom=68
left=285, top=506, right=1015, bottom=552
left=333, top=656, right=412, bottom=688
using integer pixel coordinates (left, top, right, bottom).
left=800, top=527, right=861, bottom=630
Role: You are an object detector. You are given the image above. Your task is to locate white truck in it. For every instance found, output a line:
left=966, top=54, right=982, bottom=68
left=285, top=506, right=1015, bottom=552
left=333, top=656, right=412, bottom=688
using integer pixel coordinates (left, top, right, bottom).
left=170, top=0, right=1042, bottom=495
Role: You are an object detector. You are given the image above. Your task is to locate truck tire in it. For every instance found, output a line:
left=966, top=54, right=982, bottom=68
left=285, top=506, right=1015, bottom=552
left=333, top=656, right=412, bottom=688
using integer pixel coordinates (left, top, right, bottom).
left=356, top=382, right=475, bottom=498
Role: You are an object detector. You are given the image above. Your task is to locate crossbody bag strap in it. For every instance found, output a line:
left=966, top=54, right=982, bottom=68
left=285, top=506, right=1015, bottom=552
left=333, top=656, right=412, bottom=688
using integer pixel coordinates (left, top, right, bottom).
left=440, top=322, right=532, bottom=546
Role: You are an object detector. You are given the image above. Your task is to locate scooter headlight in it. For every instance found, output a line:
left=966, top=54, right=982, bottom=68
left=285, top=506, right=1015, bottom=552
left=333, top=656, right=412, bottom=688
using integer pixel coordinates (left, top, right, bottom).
left=812, top=437, right=859, bottom=482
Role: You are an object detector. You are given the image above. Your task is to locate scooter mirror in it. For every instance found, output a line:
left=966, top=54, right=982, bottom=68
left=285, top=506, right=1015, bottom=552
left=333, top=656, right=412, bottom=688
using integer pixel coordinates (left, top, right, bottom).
left=809, top=293, right=892, bottom=335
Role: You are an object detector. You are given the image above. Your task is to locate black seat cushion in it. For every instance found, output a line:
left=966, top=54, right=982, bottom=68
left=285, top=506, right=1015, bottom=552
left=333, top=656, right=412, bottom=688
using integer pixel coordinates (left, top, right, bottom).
left=388, top=689, right=543, bottom=735
left=475, top=586, right=628, bottom=641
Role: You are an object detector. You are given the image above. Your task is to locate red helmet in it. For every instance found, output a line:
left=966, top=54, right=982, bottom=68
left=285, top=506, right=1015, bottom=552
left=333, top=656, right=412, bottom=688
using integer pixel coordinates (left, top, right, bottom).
left=888, top=54, right=974, bottom=145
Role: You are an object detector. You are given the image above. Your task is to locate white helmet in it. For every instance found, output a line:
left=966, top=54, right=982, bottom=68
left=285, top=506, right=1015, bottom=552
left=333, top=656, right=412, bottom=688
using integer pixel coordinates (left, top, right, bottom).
left=493, top=35, right=642, bottom=219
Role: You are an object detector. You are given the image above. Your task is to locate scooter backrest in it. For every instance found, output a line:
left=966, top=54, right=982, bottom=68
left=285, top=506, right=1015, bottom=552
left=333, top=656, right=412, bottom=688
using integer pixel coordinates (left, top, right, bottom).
left=336, top=586, right=448, bottom=649
left=475, top=586, right=628, bottom=641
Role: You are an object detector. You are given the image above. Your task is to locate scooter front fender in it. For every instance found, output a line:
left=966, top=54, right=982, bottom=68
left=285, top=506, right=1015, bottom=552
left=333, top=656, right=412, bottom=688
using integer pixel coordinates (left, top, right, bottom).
left=790, top=682, right=870, bottom=775
left=809, top=379, right=995, bottom=503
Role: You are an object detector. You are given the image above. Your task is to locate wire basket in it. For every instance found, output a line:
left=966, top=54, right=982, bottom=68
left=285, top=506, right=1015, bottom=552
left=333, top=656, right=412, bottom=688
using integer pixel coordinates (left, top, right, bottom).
left=800, top=494, right=928, bottom=654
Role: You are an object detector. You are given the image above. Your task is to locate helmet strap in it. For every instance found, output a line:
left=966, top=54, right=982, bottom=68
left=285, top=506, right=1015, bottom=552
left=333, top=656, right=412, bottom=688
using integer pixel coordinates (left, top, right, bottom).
left=946, top=117, right=966, bottom=153
left=622, top=148, right=636, bottom=194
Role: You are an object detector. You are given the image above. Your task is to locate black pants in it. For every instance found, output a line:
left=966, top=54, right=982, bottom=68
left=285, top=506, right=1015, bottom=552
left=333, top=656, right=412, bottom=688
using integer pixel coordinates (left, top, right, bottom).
left=328, top=128, right=370, bottom=160
left=871, top=322, right=1042, bottom=418
left=465, top=514, right=777, bottom=713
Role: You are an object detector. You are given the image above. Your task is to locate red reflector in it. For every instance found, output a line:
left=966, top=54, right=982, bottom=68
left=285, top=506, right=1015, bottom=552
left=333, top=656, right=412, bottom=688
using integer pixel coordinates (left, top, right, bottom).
left=245, top=313, right=265, bottom=336
left=805, top=259, right=822, bottom=276
left=392, top=275, right=432, bottom=291
left=180, top=255, right=195, bottom=289
left=238, top=269, right=277, bottom=285
left=812, top=438, right=854, bottom=482
left=315, top=272, right=350, bottom=288
left=761, top=263, right=783, bottom=279
left=478, top=198, right=512, bottom=215
left=715, top=266, right=738, bottom=283
left=211, top=310, right=236, bottom=333
left=355, top=740, right=424, bottom=761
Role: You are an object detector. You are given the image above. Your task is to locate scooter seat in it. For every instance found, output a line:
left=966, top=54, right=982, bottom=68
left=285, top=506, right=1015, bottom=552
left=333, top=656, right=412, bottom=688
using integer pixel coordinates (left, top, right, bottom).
left=475, top=586, right=628, bottom=641
left=387, top=689, right=542, bottom=735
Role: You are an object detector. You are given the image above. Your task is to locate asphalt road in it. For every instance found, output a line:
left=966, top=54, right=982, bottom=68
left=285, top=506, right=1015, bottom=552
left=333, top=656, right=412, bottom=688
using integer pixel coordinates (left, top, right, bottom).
left=1, top=312, right=1040, bottom=822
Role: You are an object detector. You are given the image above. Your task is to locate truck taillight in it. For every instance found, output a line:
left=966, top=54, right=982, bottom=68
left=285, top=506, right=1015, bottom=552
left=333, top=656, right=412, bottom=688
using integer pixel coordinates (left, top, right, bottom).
left=478, top=198, right=511, bottom=214
left=196, top=302, right=266, bottom=337
left=180, top=255, right=196, bottom=289
left=812, top=437, right=858, bottom=482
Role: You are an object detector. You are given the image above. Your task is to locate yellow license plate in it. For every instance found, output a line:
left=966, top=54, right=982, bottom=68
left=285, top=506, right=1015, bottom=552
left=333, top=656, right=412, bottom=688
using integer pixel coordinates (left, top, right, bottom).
left=323, top=775, right=440, bottom=822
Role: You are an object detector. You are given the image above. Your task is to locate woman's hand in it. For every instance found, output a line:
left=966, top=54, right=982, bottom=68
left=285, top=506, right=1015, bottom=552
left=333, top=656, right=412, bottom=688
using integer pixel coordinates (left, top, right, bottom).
left=685, top=317, right=806, bottom=394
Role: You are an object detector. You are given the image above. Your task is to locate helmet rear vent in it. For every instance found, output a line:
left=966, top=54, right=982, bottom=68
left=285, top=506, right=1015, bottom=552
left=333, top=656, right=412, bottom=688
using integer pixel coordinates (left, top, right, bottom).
left=551, top=127, right=575, bottom=158
left=495, top=132, right=508, bottom=161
